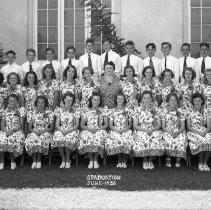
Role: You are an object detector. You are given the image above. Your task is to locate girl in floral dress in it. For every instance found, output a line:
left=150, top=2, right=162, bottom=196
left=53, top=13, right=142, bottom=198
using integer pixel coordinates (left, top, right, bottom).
left=138, top=66, right=162, bottom=106
left=202, top=69, right=211, bottom=110
left=59, top=65, right=79, bottom=108
left=105, top=93, right=133, bottom=168
left=25, top=95, right=54, bottom=169
left=5, top=72, right=24, bottom=107
left=0, top=73, right=7, bottom=117
left=79, top=92, right=108, bottom=169
left=162, top=92, right=187, bottom=168
left=160, top=69, right=178, bottom=108
left=38, top=64, right=59, bottom=110
left=0, top=94, right=25, bottom=170
left=175, top=67, right=203, bottom=112
left=77, top=67, right=99, bottom=109
left=52, top=92, right=80, bottom=169
left=120, top=65, right=139, bottom=110
left=133, top=90, right=164, bottom=170
left=187, top=93, right=211, bottom=172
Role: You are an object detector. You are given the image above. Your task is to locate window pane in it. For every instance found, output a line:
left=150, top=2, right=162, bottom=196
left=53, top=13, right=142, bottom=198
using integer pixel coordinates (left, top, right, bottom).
left=65, top=0, right=74, bottom=8
left=48, top=10, right=58, bottom=26
left=191, top=8, right=201, bottom=25
left=75, top=26, right=85, bottom=42
left=202, top=0, right=211, bottom=7
left=48, top=0, right=58, bottom=9
left=38, top=44, right=47, bottom=60
left=202, top=26, right=211, bottom=42
left=191, top=26, right=201, bottom=42
left=202, top=8, right=211, bottom=25
left=75, top=0, right=84, bottom=8
left=64, top=10, right=74, bottom=26
left=191, top=43, right=200, bottom=58
left=75, top=43, right=84, bottom=59
left=48, top=27, right=58, bottom=43
left=48, top=44, right=58, bottom=59
left=38, top=10, right=47, bottom=26
left=38, top=0, right=47, bottom=9
left=75, top=9, right=85, bottom=25
left=38, top=27, right=47, bottom=43
left=102, top=0, right=111, bottom=8
left=64, top=27, right=74, bottom=43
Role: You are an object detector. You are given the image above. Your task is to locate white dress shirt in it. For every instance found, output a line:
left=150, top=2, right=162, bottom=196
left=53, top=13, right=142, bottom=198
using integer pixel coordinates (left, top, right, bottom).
left=143, top=56, right=161, bottom=77
left=195, top=56, right=211, bottom=81
left=79, top=52, right=102, bottom=81
left=160, top=55, right=180, bottom=83
left=22, top=61, right=42, bottom=80
left=1, top=62, right=23, bottom=82
left=61, top=58, right=81, bottom=79
left=121, top=54, right=143, bottom=77
left=178, top=56, right=196, bottom=77
left=41, top=60, right=62, bottom=80
left=101, top=50, right=121, bottom=75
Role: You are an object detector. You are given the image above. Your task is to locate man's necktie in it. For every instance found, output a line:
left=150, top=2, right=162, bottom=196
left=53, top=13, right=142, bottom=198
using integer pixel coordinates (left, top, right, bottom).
left=164, top=57, right=167, bottom=69
left=68, top=59, right=72, bottom=66
left=126, top=55, right=130, bottom=66
left=183, top=57, right=187, bottom=72
left=104, top=52, right=108, bottom=67
left=149, top=57, right=154, bottom=69
left=88, top=54, right=93, bottom=69
left=29, top=64, right=33, bottom=72
left=201, top=58, right=205, bottom=74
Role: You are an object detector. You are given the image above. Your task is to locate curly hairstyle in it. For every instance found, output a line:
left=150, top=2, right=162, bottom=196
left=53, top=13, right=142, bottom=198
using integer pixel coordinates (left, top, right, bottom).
left=23, top=71, right=38, bottom=87
left=62, top=92, right=75, bottom=106
left=42, top=64, right=56, bottom=80
left=7, top=72, right=21, bottom=85
left=88, top=91, right=103, bottom=108
left=34, top=95, right=49, bottom=108
left=63, top=65, right=77, bottom=80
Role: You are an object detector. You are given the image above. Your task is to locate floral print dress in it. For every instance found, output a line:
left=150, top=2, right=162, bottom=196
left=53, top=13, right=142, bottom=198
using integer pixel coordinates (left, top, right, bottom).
left=162, top=108, right=187, bottom=158
left=25, top=109, right=54, bottom=155
left=187, top=109, right=211, bottom=155
left=52, top=107, right=80, bottom=150
left=202, top=84, right=211, bottom=109
left=5, top=85, right=23, bottom=105
left=0, top=87, right=7, bottom=116
left=133, top=104, right=164, bottom=157
left=38, top=79, right=59, bottom=108
left=105, top=107, right=134, bottom=156
left=0, top=107, right=25, bottom=157
left=78, top=108, right=108, bottom=157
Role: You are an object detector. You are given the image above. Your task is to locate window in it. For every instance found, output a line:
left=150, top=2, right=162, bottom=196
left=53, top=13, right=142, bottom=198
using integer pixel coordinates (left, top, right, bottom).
left=191, top=0, right=211, bottom=58
left=35, top=0, right=112, bottom=61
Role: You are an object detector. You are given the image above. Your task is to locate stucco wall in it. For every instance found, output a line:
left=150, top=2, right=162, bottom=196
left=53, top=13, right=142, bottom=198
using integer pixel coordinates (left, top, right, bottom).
left=114, top=0, right=185, bottom=58
left=0, top=0, right=28, bottom=65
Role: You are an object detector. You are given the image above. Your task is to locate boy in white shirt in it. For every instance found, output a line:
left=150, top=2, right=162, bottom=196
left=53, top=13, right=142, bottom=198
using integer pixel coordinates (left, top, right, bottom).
left=22, top=49, right=42, bottom=80
left=79, top=38, right=102, bottom=81
left=41, top=48, right=62, bottom=80
left=143, top=43, right=161, bottom=78
left=61, top=46, right=80, bottom=80
left=160, top=42, right=179, bottom=83
left=1, top=50, right=23, bottom=82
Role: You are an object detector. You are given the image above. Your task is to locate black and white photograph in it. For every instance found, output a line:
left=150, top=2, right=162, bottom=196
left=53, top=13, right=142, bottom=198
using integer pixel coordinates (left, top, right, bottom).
left=0, top=0, right=211, bottom=209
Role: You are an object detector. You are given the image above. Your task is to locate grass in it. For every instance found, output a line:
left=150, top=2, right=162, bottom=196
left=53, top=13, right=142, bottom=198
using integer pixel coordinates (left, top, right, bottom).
left=0, top=155, right=211, bottom=191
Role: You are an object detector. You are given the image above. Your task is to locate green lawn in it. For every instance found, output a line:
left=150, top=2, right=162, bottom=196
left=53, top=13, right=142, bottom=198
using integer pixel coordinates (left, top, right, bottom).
left=0, top=155, right=211, bottom=191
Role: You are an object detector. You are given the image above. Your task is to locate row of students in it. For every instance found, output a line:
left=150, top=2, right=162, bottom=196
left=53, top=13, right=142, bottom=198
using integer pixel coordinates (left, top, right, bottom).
left=1, top=39, right=211, bottom=84
left=0, top=91, right=210, bottom=171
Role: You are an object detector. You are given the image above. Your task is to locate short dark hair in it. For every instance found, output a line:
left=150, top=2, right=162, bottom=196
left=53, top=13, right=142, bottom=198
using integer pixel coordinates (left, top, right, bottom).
left=6, top=50, right=16, bottom=56
left=160, top=69, right=174, bottom=82
left=146, top=43, right=156, bottom=49
left=86, top=38, right=94, bottom=45
left=104, top=61, right=115, bottom=70
left=45, top=47, right=55, bottom=54
left=42, top=64, right=56, bottom=80
left=191, top=92, right=205, bottom=106
left=200, top=42, right=209, bottom=49
left=66, top=46, right=76, bottom=53
left=0, top=72, right=4, bottom=85
left=82, top=67, right=94, bottom=75
left=181, top=43, right=191, bottom=49
left=141, top=90, right=153, bottom=100
left=23, top=71, right=38, bottom=87
left=125, top=40, right=134, bottom=47
left=123, top=65, right=136, bottom=77
left=114, top=92, right=127, bottom=106
left=7, top=72, right=21, bottom=85
left=62, top=92, right=75, bottom=105
left=26, top=48, right=36, bottom=55
left=34, top=95, right=49, bottom=108
left=102, top=38, right=111, bottom=44
left=161, top=42, right=172, bottom=49
left=182, top=67, right=196, bottom=80
left=142, top=66, right=156, bottom=78
left=63, top=65, right=77, bottom=80
left=5, top=93, right=20, bottom=107
left=166, top=92, right=180, bottom=107
left=88, top=92, right=103, bottom=108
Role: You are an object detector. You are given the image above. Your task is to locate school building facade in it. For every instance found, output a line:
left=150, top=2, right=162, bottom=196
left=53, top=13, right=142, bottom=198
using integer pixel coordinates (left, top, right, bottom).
left=0, top=0, right=210, bottom=64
